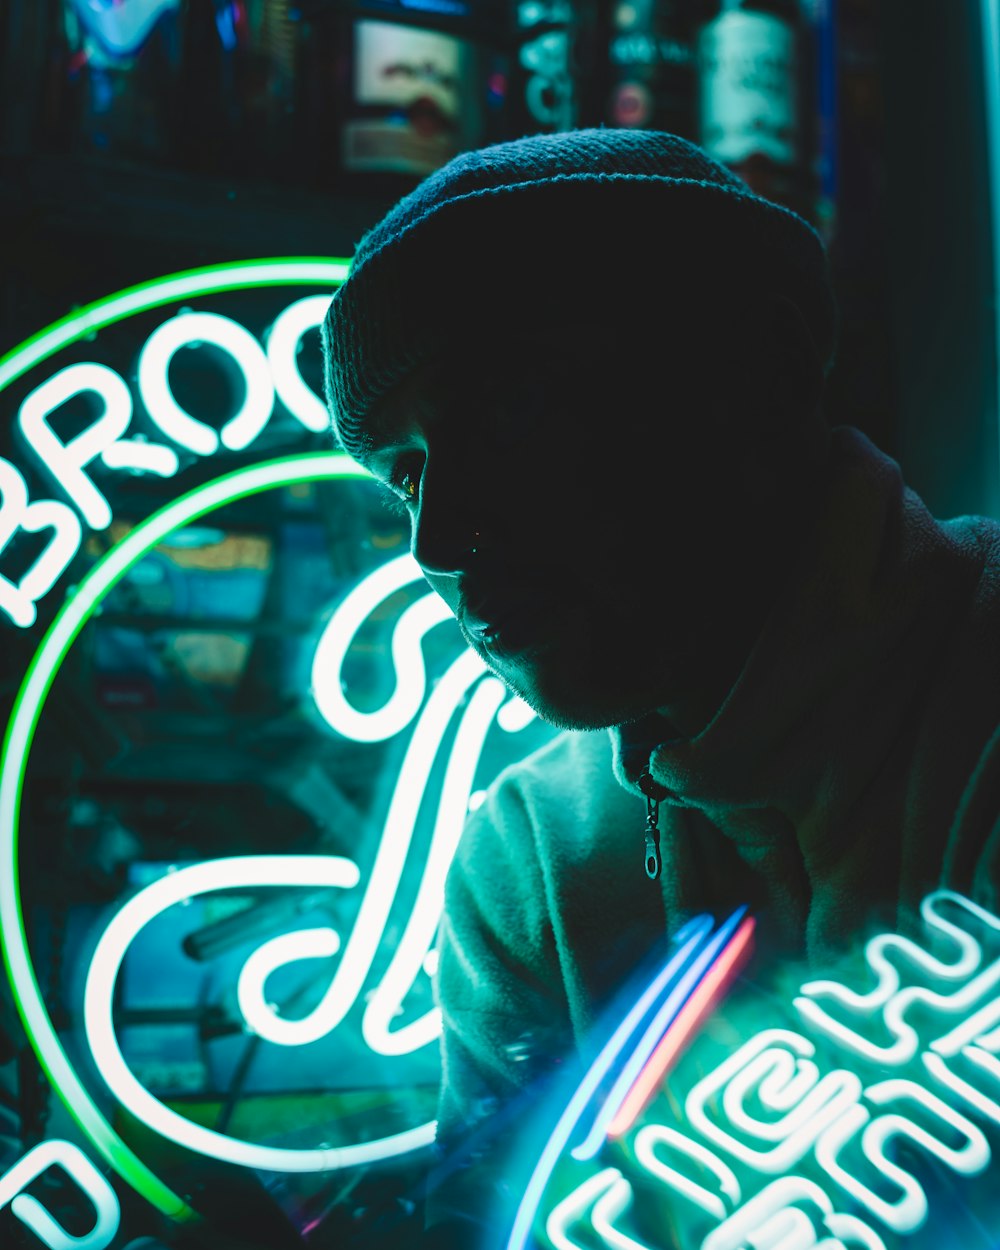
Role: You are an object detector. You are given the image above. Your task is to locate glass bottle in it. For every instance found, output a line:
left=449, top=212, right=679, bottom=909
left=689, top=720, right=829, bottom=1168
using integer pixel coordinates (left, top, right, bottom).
left=604, top=0, right=699, bottom=137
left=694, top=0, right=818, bottom=223
left=507, top=0, right=580, bottom=133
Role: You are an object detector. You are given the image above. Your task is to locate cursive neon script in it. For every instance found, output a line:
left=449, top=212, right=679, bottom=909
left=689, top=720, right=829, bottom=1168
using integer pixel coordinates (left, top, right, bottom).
left=82, top=553, right=538, bottom=1171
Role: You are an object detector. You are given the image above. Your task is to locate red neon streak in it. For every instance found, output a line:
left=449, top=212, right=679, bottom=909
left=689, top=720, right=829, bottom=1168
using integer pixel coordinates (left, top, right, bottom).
left=607, top=916, right=756, bottom=1138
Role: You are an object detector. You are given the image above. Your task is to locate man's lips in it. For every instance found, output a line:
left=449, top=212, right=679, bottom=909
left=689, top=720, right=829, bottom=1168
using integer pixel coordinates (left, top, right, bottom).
left=463, top=595, right=546, bottom=641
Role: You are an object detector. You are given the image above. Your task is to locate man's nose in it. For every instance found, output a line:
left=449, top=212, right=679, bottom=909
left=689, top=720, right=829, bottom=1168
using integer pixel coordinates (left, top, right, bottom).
left=409, top=459, right=480, bottom=578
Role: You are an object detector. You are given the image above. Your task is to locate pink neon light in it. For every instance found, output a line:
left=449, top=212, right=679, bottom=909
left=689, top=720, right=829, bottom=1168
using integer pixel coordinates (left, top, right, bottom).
left=607, top=916, right=756, bottom=1138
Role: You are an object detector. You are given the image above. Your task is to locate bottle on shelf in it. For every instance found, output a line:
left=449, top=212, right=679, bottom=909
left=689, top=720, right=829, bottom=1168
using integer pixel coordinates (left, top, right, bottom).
left=602, top=0, right=700, bottom=138
left=693, top=0, right=819, bottom=224
left=506, top=0, right=581, bottom=134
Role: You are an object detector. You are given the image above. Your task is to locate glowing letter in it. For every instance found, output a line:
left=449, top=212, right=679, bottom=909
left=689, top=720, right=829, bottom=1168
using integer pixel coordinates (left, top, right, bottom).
left=17, top=362, right=133, bottom=531
left=685, top=1030, right=863, bottom=1172
left=138, top=311, right=275, bottom=454
left=310, top=554, right=447, bottom=743
left=0, top=457, right=82, bottom=628
left=703, top=1176, right=887, bottom=1250
left=266, top=295, right=334, bottom=433
left=81, top=856, right=439, bottom=1170
left=632, top=1124, right=739, bottom=1222
left=546, top=1168, right=653, bottom=1250
left=795, top=890, right=1000, bottom=1067
left=0, top=1139, right=120, bottom=1250
left=362, top=671, right=511, bottom=1055
left=814, top=1078, right=989, bottom=1234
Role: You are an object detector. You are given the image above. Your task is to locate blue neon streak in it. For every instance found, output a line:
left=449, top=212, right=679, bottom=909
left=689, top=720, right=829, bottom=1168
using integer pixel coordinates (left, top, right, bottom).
left=504, top=912, right=723, bottom=1250
left=570, top=905, right=748, bottom=1161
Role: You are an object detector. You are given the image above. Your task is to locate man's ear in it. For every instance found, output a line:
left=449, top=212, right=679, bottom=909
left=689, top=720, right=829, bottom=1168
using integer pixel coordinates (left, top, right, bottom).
left=731, top=291, right=831, bottom=506
left=748, top=290, right=825, bottom=429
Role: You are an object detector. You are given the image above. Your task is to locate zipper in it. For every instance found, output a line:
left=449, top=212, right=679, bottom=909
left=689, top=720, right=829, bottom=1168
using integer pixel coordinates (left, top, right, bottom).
left=638, top=767, right=668, bottom=881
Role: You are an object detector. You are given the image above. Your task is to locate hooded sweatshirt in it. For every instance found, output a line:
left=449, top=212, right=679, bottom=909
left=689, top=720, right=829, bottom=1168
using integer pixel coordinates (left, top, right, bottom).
left=425, top=426, right=1000, bottom=1236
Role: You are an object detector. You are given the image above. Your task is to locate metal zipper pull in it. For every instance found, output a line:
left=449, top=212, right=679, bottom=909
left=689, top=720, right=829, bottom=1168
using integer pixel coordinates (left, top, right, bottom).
left=638, top=767, right=663, bottom=881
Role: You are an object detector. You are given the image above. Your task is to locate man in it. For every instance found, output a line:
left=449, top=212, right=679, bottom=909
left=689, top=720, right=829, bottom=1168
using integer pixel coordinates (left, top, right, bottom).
left=321, top=128, right=1000, bottom=1245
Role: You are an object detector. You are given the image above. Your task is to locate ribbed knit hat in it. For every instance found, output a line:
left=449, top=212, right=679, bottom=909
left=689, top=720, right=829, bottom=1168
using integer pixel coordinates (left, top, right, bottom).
left=322, top=127, right=840, bottom=461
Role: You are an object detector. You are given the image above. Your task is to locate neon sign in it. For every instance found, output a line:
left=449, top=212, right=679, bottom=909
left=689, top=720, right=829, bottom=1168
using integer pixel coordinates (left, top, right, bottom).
left=517, top=890, right=1000, bottom=1250
left=2, top=455, right=547, bottom=1225
left=0, top=258, right=348, bottom=628
left=0, top=260, right=559, bottom=1245
left=76, top=546, right=537, bottom=1171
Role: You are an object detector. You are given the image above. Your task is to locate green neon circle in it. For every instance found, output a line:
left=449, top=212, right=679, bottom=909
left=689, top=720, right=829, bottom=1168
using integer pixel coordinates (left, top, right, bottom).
left=0, top=452, right=373, bottom=1222
left=0, top=256, right=351, bottom=395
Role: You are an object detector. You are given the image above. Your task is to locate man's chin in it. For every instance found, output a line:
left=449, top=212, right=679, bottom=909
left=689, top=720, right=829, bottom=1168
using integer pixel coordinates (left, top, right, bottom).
left=485, top=660, right=659, bottom=733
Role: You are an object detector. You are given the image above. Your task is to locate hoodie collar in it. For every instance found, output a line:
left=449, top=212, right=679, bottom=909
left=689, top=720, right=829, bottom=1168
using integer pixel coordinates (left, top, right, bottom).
left=609, top=425, right=976, bottom=846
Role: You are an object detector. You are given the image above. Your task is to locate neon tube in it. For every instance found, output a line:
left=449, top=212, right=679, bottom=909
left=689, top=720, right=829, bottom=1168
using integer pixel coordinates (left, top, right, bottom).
left=572, top=908, right=750, bottom=1159
left=607, top=914, right=755, bottom=1138
left=505, top=913, right=720, bottom=1250
left=0, top=259, right=349, bottom=396
left=137, top=311, right=276, bottom=455
left=82, top=855, right=436, bottom=1170
left=0, top=454, right=365, bottom=1218
left=362, top=673, right=510, bottom=1056
left=266, top=295, right=336, bottom=433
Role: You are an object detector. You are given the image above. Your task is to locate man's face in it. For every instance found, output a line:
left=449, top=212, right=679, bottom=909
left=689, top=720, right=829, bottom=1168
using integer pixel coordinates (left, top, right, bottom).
left=355, top=327, right=751, bottom=732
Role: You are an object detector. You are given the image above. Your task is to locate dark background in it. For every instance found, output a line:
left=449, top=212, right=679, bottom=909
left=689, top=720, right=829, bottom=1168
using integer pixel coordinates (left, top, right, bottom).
left=0, top=3, right=997, bottom=1248
left=1, top=0, right=997, bottom=519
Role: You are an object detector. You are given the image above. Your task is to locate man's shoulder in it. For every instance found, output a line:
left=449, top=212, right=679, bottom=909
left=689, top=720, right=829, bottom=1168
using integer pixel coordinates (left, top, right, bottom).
left=464, top=727, right=638, bottom=863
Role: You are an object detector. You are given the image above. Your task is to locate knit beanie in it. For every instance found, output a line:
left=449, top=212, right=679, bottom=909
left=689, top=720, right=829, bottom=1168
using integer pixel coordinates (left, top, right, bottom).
left=322, top=127, right=840, bottom=461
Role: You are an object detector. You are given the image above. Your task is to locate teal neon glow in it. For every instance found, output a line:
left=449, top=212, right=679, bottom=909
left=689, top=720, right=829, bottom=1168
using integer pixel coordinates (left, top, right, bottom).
left=266, top=295, right=336, bottom=433
left=17, top=362, right=133, bottom=530
left=504, top=914, right=721, bottom=1250
left=545, top=1167, right=647, bottom=1250
left=100, top=438, right=180, bottom=477
left=362, top=670, right=513, bottom=1057
left=540, top=892, right=1000, bottom=1250
left=295, top=640, right=498, bottom=1048
left=794, top=890, right=1000, bottom=1066
left=701, top=1177, right=889, bottom=1250
left=82, top=854, right=437, bottom=1170
left=684, top=1028, right=864, bottom=1173
left=0, top=258, right=350, bottom=396
left=813, top=1079, right=988, bottom=1234
left=0, top=458, right=82, bottom=629
left=0, top=454, right=366, bottom=1220
left=310, top=555, right=450, bottom=743
left=0, top=1139, right=121, bottom=1250
left=237, top=928, right=345, bottom=1042
left=632, top=1124, right=739, bottom=1221
left=572, top=906, right=748, bottom=1161
left=137, top=311, right=276, bottom=454
left=0, top=259, right=349, bottom=630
